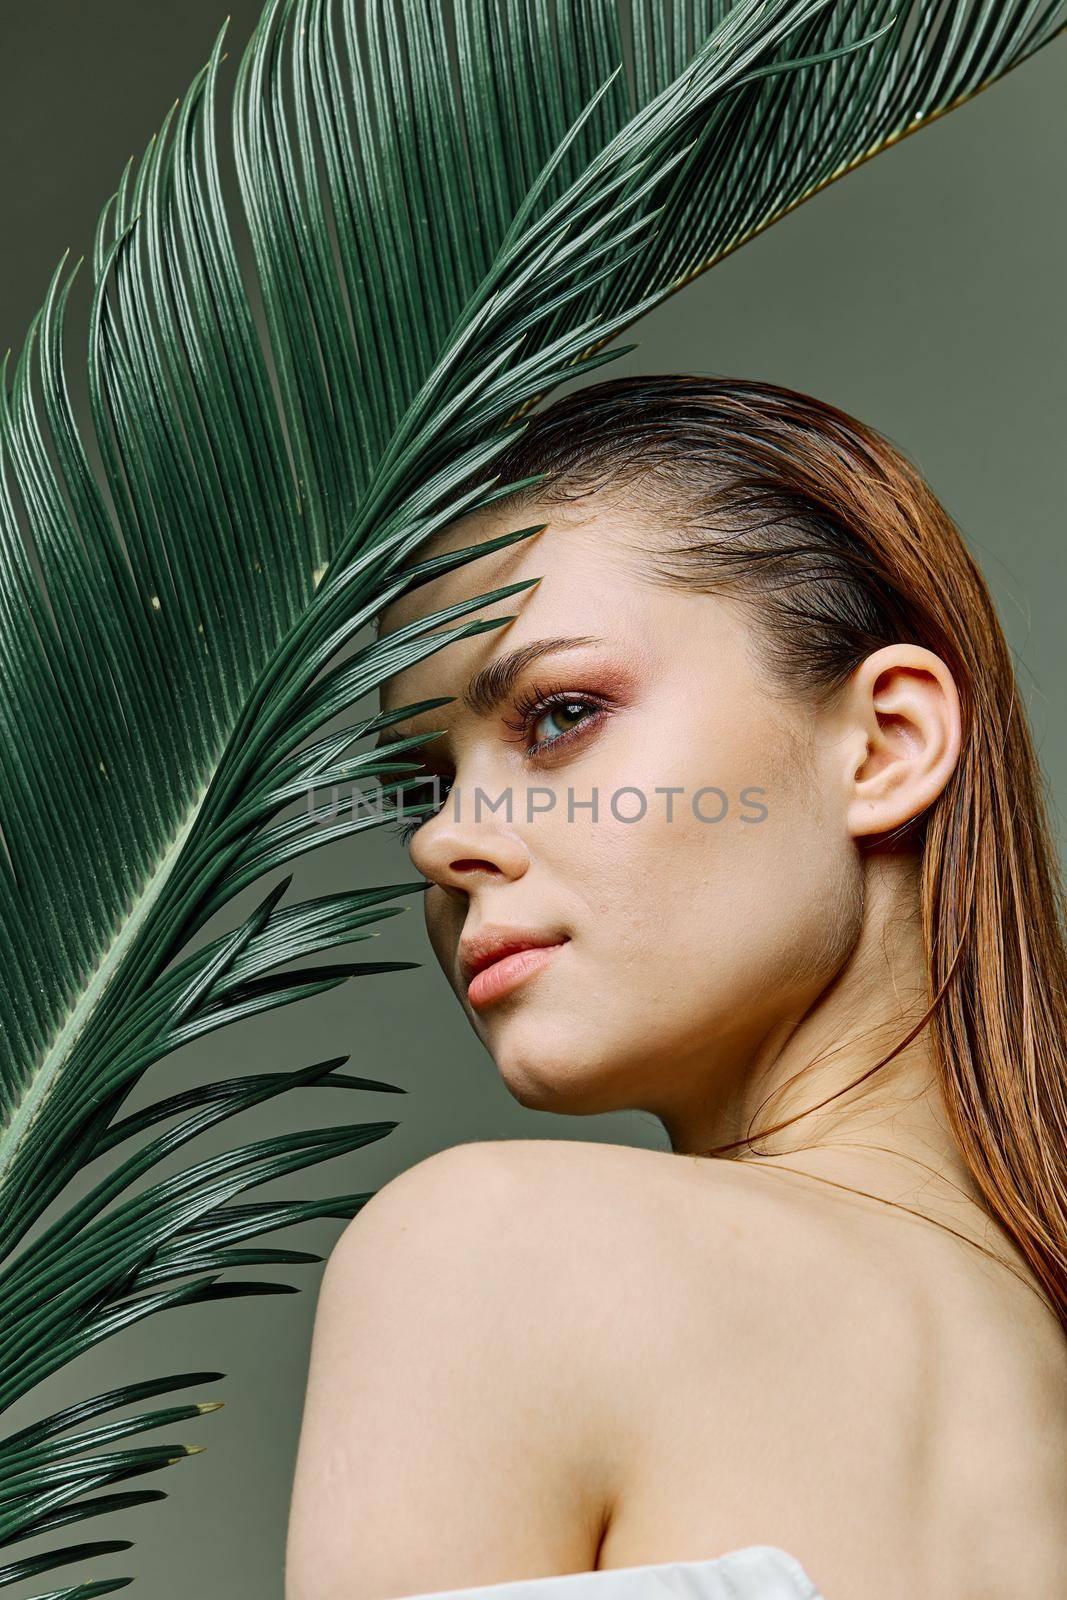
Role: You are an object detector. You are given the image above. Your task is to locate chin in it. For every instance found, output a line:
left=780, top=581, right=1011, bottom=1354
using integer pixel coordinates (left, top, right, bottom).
left=491, top=1039, right=635, bottom=1116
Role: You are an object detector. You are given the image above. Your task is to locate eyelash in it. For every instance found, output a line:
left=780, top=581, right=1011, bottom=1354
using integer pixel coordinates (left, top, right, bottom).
left=389, top=683, right=608, bottom=846
left=502, top=682, right=608, bottom=751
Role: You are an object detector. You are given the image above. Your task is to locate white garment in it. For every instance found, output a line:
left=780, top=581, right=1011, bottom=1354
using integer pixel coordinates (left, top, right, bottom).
left=401, top=1546, right=825, bottom=1600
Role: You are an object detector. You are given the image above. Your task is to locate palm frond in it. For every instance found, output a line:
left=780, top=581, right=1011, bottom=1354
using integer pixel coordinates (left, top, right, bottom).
left=0, top=0, right=1061, bottom=1590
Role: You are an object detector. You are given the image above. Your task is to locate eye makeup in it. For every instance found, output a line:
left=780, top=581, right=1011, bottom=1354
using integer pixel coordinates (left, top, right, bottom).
left=387, top=660, right=637, bottom=845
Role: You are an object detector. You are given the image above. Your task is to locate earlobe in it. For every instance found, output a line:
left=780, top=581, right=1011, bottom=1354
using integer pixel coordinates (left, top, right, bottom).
left=844, top=644, right=963, bottom=841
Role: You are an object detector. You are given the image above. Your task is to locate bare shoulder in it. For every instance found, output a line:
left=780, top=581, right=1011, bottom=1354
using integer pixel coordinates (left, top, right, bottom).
left=329, top=1132, right=1066, bottom=1373
left=292, top=1137, right=1067, bottom=1599
left=324, top=1134, right=801, bottom=1335
left=452, top=1135, right=1067, bottom=1428
left=427, top=1138, right=1066, bottom=1596
left=332, top=1133, right=1067, bottom=1388
left=287, top=1138, right=637, bottom=1598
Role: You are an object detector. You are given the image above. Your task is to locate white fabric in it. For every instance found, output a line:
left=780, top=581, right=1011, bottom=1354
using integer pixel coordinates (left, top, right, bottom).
left=401, top=1546, right=825, bottom=1600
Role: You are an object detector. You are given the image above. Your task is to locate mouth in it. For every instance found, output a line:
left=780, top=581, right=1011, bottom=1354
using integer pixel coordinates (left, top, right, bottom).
left=460, top=933, right=570, bottom=1010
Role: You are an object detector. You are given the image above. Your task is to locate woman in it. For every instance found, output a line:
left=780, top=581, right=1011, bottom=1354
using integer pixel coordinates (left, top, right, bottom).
left=284, top=375, right=1067, bottom=1600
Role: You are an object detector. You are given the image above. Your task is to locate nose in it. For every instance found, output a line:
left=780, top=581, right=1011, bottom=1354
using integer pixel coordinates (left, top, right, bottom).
left=411, top=808, right=531, bottom=892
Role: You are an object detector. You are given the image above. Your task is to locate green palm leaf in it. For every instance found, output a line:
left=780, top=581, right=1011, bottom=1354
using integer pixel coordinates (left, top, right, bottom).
left=0, top=0, right=1062, bottom=1590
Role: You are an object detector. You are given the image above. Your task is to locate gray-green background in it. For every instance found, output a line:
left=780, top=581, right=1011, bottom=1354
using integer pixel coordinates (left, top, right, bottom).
left=2, top=4, right=1063, bottom=1596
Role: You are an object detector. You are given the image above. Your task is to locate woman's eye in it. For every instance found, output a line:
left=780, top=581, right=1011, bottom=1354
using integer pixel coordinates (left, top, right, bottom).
left=388, top=692, right=606, bottom=848
left=503, top=687, right=607, bottom=757
left=526, top=698, right=598, bottom=752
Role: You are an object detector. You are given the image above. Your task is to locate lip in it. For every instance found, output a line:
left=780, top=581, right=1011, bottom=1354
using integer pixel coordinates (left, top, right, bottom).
left=466, top=942, right=567, bottom=1009
left=459, top=925, right=570, bottom=1010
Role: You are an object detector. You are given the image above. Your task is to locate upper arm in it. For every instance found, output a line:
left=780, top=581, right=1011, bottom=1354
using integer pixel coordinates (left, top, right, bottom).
left=284, top=1141, right=615, bottom=1600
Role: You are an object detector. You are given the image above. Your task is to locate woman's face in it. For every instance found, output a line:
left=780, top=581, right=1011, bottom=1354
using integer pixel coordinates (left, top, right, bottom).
left=375, top=493, right=863, bottom=1135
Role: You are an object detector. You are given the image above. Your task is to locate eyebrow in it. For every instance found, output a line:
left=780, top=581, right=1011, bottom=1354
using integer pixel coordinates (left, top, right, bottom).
left=373, top=635, right=604, bottom=750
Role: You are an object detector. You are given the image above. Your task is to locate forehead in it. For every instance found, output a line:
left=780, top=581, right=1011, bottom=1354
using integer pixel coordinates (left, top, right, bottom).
left=378, top=493, right=649, bottom=629
left=375, top=495, right=659, bottom=716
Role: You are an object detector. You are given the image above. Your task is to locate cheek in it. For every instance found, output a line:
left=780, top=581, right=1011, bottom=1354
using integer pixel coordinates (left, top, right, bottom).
left=712, top=801, right=862, bottom=993
left=574, top=742, right=862, bottom=1019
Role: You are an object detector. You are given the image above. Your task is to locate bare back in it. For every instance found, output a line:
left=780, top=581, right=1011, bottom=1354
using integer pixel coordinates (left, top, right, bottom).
left=524, top=1139, right=1067, bottom=1600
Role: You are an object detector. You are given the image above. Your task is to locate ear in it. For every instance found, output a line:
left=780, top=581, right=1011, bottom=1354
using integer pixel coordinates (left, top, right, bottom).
left=838, top=644, right=963, bottom=841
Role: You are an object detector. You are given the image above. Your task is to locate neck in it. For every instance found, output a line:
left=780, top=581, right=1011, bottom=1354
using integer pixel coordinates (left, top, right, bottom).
left=661, top=851, right=990, bottom=1231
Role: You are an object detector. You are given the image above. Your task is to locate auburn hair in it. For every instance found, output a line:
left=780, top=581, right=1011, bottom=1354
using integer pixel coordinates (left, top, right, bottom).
left=474, top=373, right=1067, bottom=1329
